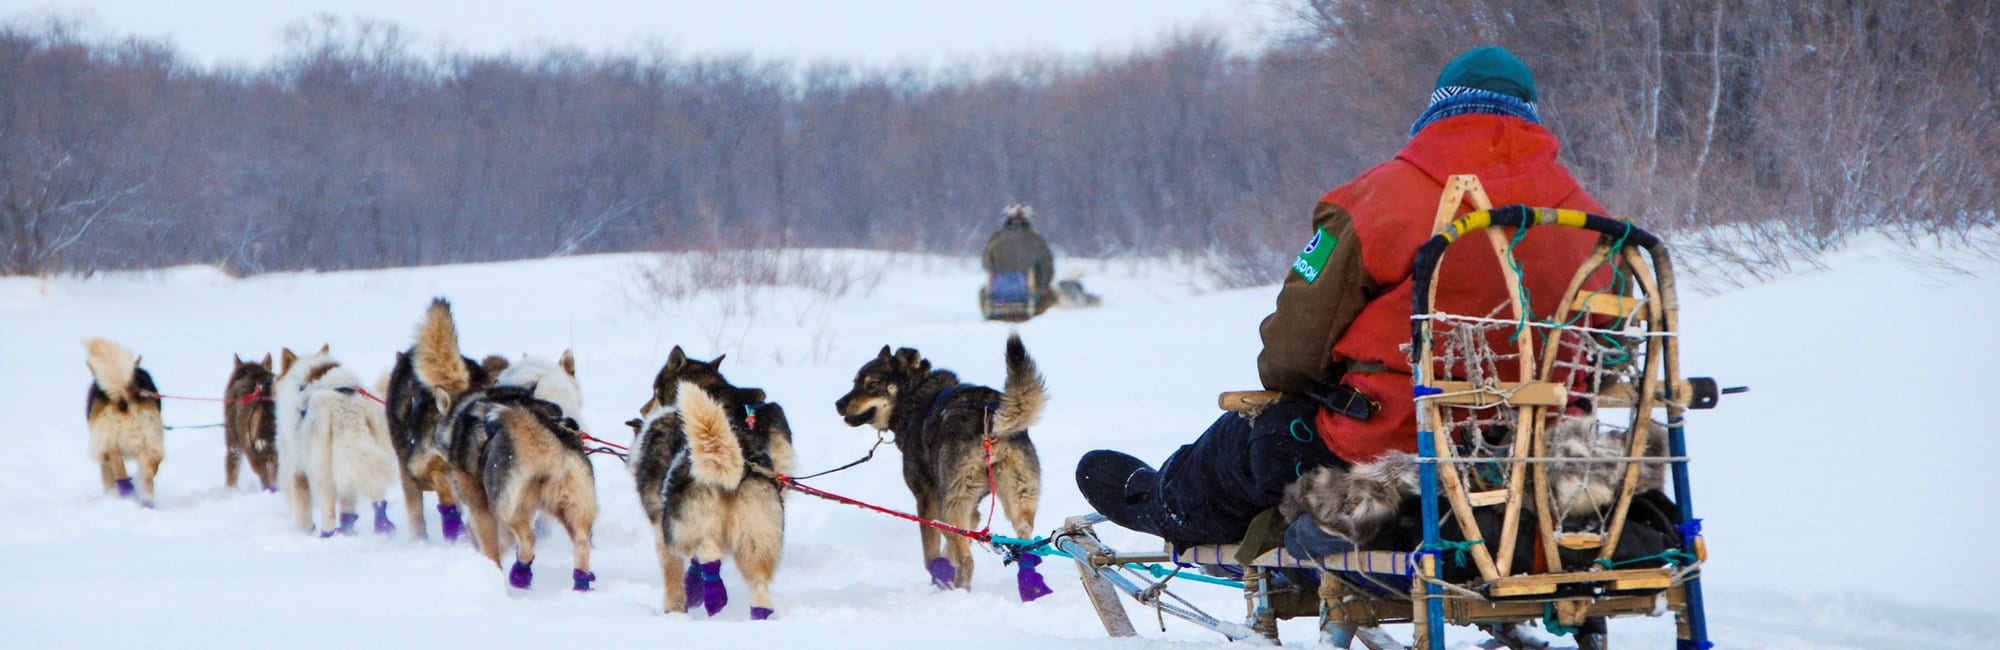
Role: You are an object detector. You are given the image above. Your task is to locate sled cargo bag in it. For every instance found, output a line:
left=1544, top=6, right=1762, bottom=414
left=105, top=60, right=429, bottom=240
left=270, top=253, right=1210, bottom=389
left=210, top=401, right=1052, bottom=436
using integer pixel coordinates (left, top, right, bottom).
left=983, top=271, right=1038, bottom=321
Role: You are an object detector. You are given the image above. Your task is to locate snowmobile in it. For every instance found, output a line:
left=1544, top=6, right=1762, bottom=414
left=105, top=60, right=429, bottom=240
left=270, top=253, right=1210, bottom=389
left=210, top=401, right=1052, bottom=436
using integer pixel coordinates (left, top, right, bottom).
left=1048, top=176, right=1730, bottom=649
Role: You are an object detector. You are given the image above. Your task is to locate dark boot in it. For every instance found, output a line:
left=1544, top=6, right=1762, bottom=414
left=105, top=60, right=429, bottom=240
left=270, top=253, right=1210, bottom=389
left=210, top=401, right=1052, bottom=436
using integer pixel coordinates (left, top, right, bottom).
left=372, top=501, right=395, bottom=535
left=698, top=560, right=727, bottom=616
left=682, top=559, right=704, bottom=612
left=115, top=478, right=135, bottom=498
left=1075, top=450, right=1168, bottom=538
left=926, top=557, right=956, bottom=590
left=437, top=504, right=464, bottom=542
left=750, top=607, right=774, bottom=620
left=336, top=512, right=359, bottom=536
left=572, top=568, right=595, bottom=592
left=1015, top=552, right=1053, bottom=602
left=509, top=560, right=533, bottom=589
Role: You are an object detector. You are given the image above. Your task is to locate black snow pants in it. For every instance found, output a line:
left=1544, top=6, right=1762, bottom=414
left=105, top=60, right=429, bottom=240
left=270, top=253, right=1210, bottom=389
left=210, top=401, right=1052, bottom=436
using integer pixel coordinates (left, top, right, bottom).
left=1149, top=399, right=1348, bottom=544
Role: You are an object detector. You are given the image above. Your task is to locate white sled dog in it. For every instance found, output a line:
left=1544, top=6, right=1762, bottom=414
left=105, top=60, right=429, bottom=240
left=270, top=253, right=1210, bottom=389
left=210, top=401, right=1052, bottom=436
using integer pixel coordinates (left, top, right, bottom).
left=274, top=346, right=400, bottom=536
left=83, top=338, right=166, bottom=507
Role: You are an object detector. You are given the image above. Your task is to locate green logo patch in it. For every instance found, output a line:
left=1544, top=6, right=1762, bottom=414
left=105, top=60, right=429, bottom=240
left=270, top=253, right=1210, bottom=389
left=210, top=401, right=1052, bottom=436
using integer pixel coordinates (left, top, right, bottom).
left=1291, top=227, right=1335, bottom=283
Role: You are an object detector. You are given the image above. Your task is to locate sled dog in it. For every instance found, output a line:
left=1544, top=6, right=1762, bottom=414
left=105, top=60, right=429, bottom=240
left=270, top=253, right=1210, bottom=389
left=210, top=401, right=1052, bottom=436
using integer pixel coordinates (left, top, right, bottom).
left=386, top=299, right=510, bottom=541
left=1282, top=415, right=1669, bottom=545
left=630, top=348, right=794, bottom=618
left=418, top=300, right=597, bottom=590
left=833, top=335, right=1046, bottom=591
left=273, top=346, right=400, bottom=536
left=84, top=338, right=165, bottom=506
left=224, top=354, right=278, bottom=492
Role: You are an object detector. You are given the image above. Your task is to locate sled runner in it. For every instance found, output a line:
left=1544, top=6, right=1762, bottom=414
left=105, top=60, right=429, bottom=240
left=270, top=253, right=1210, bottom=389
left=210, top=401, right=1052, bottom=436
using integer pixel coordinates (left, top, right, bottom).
left=1054, top=176, right=1729, bottom=649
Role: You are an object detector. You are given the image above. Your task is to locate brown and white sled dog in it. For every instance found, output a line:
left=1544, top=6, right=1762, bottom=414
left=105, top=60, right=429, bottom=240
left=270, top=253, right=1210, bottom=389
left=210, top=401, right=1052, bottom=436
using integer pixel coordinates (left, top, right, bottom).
left=84, top=338, right=165, bottom=507
left=224, top=354, right=279, bottom=492
left=386, top=299, right=509, bottom=541
left=630, top=348, right=794, bottom=618
left=418, top=299, right=598, bottom=591
left=273, top=346, right=400, bottom=536
left=833, top=334, right=1046, bottom=592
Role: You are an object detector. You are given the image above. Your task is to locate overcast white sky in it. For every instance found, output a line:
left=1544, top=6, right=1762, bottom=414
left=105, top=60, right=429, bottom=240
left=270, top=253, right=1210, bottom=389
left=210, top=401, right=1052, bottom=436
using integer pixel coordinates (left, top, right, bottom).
left=7, top=0, right=1293, bottom=68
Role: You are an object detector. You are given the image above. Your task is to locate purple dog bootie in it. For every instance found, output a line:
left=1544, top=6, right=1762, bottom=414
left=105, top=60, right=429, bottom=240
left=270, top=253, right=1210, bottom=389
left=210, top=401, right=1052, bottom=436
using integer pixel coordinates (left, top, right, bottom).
left=114, top=478, right=135, bottom=498
left=751, top=606, right=774, bottom=621
left=1015, top=553, right=1053, bottom=602
left=437, top=504, right=464, bottom=542
left=682, top=559, right=704, bottom=612
left=509, top=560, right=533, bottom=589
left=698, top=560, right=728, bottom=616
left=927, top=557, right=957, bottom=590
left=336, top=512, right=359, bottom=536
left=262, top=485, right=279, bottom=494
left=572, top=568, right=595, bottom=592
left=372, top=501, right=395, bottom=535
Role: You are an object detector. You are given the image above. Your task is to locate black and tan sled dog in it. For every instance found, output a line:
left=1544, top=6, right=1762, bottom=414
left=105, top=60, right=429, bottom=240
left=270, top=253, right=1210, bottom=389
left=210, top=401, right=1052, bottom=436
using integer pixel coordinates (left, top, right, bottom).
left=414, top=299, right=599, bottom=591
left=84, top=338, right=165, bottom=507
left=386, top=314, right=505, bottom=542
left=630, top=347, right=795, bottom=619
left=833, top=334, right=1051, bottom=599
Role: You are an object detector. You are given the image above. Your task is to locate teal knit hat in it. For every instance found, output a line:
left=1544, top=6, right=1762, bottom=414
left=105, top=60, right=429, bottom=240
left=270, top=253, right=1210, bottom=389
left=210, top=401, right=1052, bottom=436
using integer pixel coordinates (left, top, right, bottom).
left=1435, top=46, right=1536, bottom=103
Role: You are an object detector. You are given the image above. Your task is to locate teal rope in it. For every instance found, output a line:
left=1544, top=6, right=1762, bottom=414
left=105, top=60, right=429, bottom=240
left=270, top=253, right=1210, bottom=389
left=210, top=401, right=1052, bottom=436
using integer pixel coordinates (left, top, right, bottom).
left=1591, top=549, right=1697, bottom=570
left=1503, top=220, right=1534, bottom=342
left=988, top=535, right=1247, bottom=589
left=1287, top=418, right=1313, bottom=442
left=1543, top=602, right=1579, bottom=636
left=1420, top=538, right=1484, bottom=566
left=163, top=422, right=225, bottom=431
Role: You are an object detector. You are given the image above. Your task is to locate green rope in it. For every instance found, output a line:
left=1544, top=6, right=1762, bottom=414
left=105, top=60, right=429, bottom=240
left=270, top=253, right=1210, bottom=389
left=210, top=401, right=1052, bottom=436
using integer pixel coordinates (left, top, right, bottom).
left=1503, top=220, right=1534, bottom=343
left=988, top=534, right=1247, bottom=589
left=1543, top=602, right=1579, bottom=636
left=1591, top=549, right=1698, bottom=570
left=1420, top=538, right=1485, bottom=566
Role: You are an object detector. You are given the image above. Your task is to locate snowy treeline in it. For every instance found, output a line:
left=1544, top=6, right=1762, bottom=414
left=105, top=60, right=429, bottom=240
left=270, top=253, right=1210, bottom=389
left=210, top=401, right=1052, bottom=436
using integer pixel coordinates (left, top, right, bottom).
left=2, top=2, right=1994, bottom=280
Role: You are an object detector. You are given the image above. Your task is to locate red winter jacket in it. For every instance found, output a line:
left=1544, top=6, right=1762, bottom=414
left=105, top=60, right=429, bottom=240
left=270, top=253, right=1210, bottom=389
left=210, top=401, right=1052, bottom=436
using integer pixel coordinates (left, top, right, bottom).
left=1311, top=114, right=1607, bottom=463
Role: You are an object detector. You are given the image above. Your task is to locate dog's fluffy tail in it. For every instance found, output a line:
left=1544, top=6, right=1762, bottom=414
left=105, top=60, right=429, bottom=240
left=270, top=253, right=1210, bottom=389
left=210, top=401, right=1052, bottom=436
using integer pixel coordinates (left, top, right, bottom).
left=83, top=337, right=139, bottom=396
left=676, top=381, right=745, bottom=487
left=991, top=334, right=1045, bottom=437
left=413, top=298, right=470, bottom=398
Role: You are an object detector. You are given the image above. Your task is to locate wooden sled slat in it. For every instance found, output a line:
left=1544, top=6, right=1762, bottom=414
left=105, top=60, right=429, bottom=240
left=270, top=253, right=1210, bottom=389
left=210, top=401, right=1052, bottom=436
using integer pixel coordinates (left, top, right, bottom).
left=1571, top=292, right=1644, bottom=320
left=1487, top=567, right=1675, bottom=597
left=1422, top=381, right=1568, bottom=407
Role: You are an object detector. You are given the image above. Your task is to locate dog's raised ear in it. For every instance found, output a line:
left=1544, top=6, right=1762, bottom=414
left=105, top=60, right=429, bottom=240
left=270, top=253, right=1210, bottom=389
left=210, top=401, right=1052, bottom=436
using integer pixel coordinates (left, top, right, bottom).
left=133, top=355, right=143, bottom=369
left=559, top=349, right=575, bottom=376
left=280, top=348, right=297, bottom=373
left=876, top=345, right=893, bottom=361
left=234, top=353, right=244, bottom=367
left=893, top=348, right=923, bottom=371
left=317, top=343, right=330, bottom=355
left=259, top=353, right=273, bottom=370
left=431, top=387, right=453, bottom=415
left=624, top=418, right=644, bottom=434
left=666, top=346, right=687, bottom=372
left=711, top=353, right=725, bottom=369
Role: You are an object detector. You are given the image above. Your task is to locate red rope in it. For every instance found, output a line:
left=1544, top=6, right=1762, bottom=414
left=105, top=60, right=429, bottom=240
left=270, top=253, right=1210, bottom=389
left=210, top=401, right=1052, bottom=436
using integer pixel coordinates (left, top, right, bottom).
left=774, top=474, right=992, bottom=542
left=356, top=387, right=389, bottom=405
left=769, top=429, right=1003, bottom=544
left=577, top=432, right=631, bottom=460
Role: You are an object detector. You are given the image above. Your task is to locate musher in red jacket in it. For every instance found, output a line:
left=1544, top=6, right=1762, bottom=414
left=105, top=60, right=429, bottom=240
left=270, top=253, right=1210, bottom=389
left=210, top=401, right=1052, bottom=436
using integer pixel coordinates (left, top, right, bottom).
left=1078, top=46, right=1607, bottom=545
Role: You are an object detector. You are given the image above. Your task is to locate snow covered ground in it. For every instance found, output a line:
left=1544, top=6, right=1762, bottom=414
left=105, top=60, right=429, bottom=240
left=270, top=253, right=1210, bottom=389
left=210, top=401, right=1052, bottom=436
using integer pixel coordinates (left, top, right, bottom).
left=2, top=236, right=1996, bottom=649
